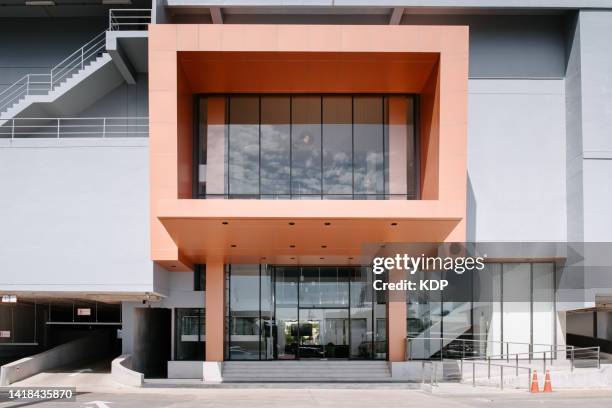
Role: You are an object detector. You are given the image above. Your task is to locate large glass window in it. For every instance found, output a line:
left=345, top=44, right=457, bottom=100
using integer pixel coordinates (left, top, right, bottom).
left=228, top=96, right=260, bottom=196
left=354, top=96, right=384, bottom=197
left=195, top=94, right=417, bottom=200
left=406, top=262, right=556, bottom=360
left=322, top=96, right=352, bottom=197
left=227, top=265, right=261, bottom=360
left=226, top=265, right=386, bottom=360
left=260, top=96, right=291, bottom=198
left=174, top=308, right=205, bottom=361
left=291, top=96, right=322, bottom=197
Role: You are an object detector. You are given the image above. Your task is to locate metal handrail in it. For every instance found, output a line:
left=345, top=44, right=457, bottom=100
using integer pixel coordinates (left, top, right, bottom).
left=461, top=346, right=600, bottom=374
left=0, top=9, right=151, bottom=116
left=109, top=9, right=152, bottom=31
left=461, top=358, right=533, bottom=390
left=406, top=336, right=563, bottom=361
left=0, top=117, right=149, bottom=139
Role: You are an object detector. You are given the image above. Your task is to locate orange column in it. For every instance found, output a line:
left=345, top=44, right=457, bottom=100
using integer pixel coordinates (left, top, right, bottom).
left=387, top=267, right=407, bottom=362
left=205, top=261, right=225, bottom=361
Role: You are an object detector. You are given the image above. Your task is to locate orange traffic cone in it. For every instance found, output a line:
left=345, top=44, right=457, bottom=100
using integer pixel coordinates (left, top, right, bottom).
left=543, top=369, right=553, bottom=393
left=530, top=370, right=540, bottom=393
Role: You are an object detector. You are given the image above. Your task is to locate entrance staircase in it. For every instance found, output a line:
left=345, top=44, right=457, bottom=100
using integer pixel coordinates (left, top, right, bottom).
left=222, top=361, right=391, bottom=382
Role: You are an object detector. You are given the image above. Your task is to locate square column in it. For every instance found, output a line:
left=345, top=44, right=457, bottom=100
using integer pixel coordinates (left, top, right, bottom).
left=387, top=267, right=407, bottom=362
left=205, top=261, right=225, bottom=361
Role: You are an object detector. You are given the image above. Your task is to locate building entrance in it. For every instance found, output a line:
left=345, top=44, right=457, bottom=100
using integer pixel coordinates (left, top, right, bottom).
left=226, top=265, right=387, bottom=360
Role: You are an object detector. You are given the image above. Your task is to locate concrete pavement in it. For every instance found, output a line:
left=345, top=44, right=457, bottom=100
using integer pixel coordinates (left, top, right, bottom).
left=2, top=387, right=612, bottom=408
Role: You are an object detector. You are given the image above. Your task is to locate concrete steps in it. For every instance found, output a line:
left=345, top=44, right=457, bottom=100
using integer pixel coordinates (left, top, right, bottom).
left=222, top=360, right=391, bottom=382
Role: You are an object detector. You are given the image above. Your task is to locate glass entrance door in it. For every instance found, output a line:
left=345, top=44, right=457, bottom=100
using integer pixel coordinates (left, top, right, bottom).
left=298, top=308, right=350, bottom=359
left=226, top=264, right=387, bottom=360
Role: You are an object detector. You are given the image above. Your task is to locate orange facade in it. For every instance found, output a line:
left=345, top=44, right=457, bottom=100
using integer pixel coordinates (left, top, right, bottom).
left=149, top=24, right=469, bottom=362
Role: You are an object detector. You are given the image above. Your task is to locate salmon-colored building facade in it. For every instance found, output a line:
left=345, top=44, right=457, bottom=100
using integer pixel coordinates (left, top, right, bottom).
left=149, top=23, right=468, bottom=370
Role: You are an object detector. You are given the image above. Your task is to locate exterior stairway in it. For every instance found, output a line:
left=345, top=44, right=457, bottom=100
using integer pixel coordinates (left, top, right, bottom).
left=222, top=360, right=392, bottom=382
left=0, top=32, right=123, bottom=126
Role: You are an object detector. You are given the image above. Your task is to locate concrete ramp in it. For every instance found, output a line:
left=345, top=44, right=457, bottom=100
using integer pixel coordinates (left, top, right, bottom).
left=0, top=331, right=116, bottom=386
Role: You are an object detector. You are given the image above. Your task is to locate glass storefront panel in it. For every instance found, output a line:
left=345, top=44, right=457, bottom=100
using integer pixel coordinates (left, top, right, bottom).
left=201, top=96, right=227, bottom=197
left=350, top=267, right=374, bottom=359
left=175, top=308, right=205, bottom=361
left=291, top=96, right=322, bottom=197
left=406, top=262, right=555, bottom=360
left=228, top=96, right=259, bottom=196
left=322, top=96, right=352, bottom=196
left=195, top=94, right=417, bottom=200
left=226, top=265, right=386, bottom=360
left=299, top=266, right=349, bottom=308
left=260, top=96, right=291, bottom=197
left=228, top=265, right=260, bottom=360
left=353, top=96, right=384, bottom=198
left=273, top=266, right=298, bottom=360
left=260, top=264, right=274, bottom=360
left=473, top=263, right=502, bottom=357
left=299, top=308, right=349, bottom=358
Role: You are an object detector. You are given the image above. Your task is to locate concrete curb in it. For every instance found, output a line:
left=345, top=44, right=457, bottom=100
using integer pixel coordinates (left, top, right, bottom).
left=111, top=355, right=144, bottom=387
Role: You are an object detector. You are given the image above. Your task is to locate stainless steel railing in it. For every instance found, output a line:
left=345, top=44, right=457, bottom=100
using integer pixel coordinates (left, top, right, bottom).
left=0, top=9, right=151, bottom=116
left=459, top=346, right=600, bottom=390
left=406, top=337, right=562, bottom=361
left=109, top=9, right=152, bottom=31
left=0, top=117, right=148, bottom=139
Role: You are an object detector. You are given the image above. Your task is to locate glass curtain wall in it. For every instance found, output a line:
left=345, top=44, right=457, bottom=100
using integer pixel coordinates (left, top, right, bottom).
left=407, top=262, right=556, bottom=360
left=195, top=94, right=417, bottom=200
left=225, top=265, right=387, bottom=360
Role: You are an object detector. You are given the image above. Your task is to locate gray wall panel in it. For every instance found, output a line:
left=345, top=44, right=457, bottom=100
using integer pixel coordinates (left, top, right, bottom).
left=577, top=11, right=612, bottom=154
left=467, top=79, right=567, bottom=241
left=583, top=160, right=612, bottom=242
left=402, top=14, right=567, bottom=78
left=0, top=18, right=107, bottom=93
left=0, top=139, right=154, bottom=292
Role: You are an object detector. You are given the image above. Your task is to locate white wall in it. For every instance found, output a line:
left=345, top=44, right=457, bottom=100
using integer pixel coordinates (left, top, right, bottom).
left=467, top=79, right=567, bottom=242
left=566, top=312, right=594, bottom=337
left=597, top=311, right=612, bottom=340
left=0, top=138, right=153, bottom=293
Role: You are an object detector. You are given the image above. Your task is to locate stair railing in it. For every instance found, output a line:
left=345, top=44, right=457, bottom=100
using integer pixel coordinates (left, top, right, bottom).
left=0, top=74, right=51, bottom=114
left=50, top=31, right=107, bottom=90
left=0, top=8, right=151, bottom=117
left=109, top=9, right=152, bottom=31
